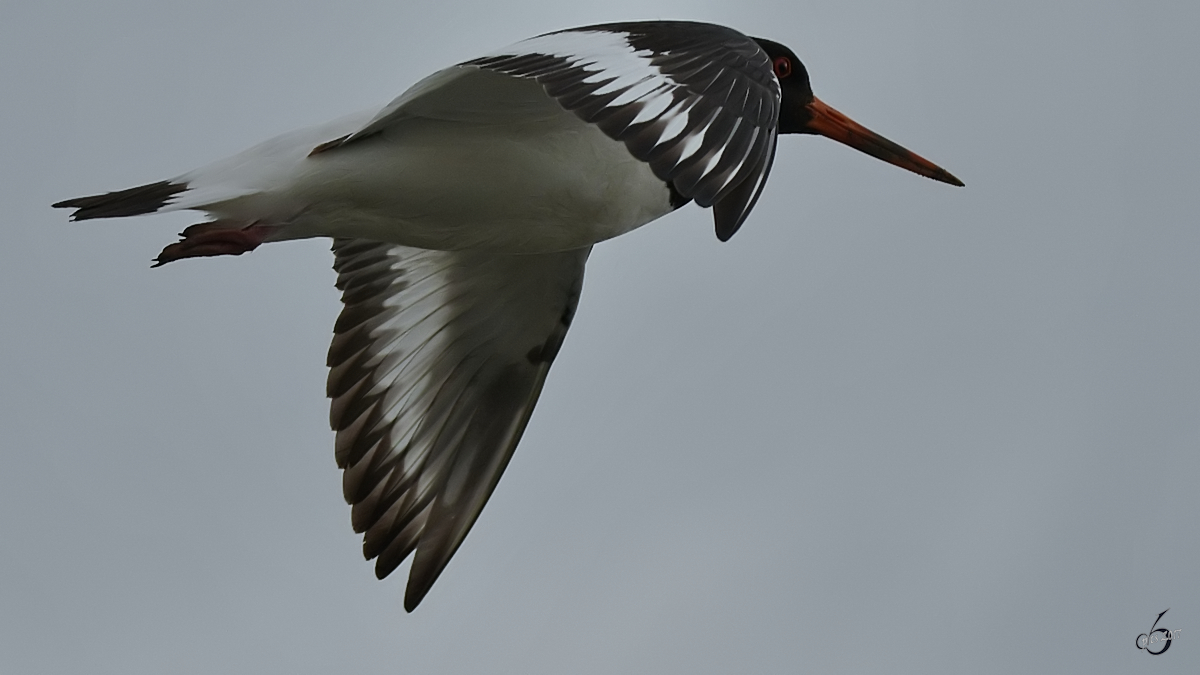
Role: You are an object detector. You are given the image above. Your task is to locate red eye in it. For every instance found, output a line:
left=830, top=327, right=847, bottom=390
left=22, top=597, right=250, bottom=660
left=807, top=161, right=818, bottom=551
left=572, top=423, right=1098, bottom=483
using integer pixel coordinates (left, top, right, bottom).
left=773, top=56, right=792, bottom=79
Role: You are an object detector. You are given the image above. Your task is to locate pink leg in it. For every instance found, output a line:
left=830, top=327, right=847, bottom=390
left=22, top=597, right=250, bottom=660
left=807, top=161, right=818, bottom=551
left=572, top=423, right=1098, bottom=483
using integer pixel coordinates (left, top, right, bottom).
left=153, top=221, right=276, bottom=267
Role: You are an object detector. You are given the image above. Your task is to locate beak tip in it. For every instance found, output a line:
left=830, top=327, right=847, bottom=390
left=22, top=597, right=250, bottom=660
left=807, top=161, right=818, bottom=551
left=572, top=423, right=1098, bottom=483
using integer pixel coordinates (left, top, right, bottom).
left=937, top=170, right=965, bottom=188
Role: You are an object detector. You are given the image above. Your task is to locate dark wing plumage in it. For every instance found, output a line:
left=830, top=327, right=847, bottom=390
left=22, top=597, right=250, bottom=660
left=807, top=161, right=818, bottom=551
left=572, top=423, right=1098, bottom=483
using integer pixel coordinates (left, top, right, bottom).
left=466, top=21, right=782, bottom=240
left=328, top=239, right=589, bottom=611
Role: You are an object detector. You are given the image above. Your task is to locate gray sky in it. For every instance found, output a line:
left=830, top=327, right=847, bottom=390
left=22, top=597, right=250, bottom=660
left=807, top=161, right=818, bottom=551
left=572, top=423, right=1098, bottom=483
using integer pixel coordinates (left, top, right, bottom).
left=2, top=1, right=1197, bottom=673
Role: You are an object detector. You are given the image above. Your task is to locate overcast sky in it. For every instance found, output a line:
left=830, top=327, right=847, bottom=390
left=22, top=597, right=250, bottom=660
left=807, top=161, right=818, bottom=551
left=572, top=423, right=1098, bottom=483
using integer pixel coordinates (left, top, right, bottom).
left=2, top=1, right=1197, bottom=673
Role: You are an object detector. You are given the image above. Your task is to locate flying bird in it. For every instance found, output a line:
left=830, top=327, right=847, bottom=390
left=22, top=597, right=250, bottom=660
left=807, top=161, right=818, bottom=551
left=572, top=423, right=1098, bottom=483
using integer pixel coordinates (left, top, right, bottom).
left=54, top=21, right=962, bottom=611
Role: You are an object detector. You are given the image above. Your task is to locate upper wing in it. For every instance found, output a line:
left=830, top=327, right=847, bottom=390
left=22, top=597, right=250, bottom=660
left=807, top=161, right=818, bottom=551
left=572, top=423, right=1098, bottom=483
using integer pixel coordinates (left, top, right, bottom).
left=466, top=21, right=781, bottom=240
left=327, top=239, right=589, bottom=611
left=318, top=21, right=781, bottom=240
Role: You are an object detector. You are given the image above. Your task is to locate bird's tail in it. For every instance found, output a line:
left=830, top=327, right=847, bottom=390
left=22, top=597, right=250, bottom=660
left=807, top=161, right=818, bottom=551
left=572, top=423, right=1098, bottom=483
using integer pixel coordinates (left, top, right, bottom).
left=53, top=110, right=377, bottom=264
left=52, top=180, right=189, bottom=221
left=53, top=180, right=272, bottom=266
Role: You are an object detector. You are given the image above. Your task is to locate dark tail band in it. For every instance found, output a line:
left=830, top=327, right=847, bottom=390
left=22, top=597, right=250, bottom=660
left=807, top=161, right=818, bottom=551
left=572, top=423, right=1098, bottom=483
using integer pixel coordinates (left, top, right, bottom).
left=53, top=180, right=188, bottom=221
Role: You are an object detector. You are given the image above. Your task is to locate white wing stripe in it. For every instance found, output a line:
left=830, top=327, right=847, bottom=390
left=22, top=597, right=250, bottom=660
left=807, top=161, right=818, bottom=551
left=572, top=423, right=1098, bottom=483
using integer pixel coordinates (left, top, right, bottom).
left=591, top=72, right=654, bottom=97
left=697, top=117, right=743, bottom=183
left=713, top=125, right=760, bottom=196
left=654, top=98, right=698, bottom=145
left=629, top=90, right=675, bottom=125
left=606, top=76, right=667, bottom=106
left=675, top=108, right=721, bottom=163
left=580, top=58, right=647, bottom=82
left=491, top=30, right=681, bottom=91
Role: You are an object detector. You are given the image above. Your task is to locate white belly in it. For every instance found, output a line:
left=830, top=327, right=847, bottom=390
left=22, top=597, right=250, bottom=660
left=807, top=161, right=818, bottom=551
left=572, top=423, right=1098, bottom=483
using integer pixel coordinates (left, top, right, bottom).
left=302, top=115, right=672, bottom=252
left=214, top=73, right=677, bottom=254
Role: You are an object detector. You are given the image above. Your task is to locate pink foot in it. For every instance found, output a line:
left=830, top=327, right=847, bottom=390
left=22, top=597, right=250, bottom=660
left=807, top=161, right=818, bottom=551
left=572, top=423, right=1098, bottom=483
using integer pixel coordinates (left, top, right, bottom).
left=153, top=221, right=275, bottom=267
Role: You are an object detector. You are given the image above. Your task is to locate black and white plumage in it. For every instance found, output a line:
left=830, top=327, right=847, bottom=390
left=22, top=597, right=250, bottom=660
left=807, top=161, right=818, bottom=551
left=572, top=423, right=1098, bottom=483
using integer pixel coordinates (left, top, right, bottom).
left=327, top=241, right=587, bottom=606
left=54, top=21, right=962, bottom=611
left=456, top=22, right=780, bottom=240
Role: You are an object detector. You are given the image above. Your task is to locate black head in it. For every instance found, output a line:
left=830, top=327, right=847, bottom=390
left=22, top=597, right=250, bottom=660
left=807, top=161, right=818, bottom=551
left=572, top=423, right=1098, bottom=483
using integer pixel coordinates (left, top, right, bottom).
left=751, top=38, right=815, bottom=133
left=751, top=37, right=963, bottom=186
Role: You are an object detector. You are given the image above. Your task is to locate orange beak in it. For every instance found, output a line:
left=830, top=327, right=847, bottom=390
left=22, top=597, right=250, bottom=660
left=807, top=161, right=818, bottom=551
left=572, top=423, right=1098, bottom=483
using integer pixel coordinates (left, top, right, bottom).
left=803, top=96, right=964, bottom=187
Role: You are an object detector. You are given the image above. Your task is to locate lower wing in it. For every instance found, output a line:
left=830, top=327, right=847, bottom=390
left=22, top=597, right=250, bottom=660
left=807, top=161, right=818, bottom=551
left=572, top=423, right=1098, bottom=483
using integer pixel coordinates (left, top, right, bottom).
left=327, top=239, right=590, bottom=611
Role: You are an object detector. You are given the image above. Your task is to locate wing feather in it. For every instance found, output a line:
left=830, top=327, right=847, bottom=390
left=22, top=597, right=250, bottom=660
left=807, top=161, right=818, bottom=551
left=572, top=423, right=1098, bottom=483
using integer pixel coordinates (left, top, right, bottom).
left=316, top=21, right=781, bottom=240
left=327, top=239, right=589, bottom=611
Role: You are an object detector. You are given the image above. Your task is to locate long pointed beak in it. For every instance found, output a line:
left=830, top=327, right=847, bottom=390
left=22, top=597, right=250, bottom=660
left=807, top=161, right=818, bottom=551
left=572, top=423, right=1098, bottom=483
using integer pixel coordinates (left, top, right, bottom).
left=803, top=96, right=964, bottom=187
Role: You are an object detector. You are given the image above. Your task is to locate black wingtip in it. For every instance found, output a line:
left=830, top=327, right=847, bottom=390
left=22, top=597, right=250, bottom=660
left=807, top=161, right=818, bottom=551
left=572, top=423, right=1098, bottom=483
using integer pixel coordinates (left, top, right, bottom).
left=53, top=180, right=188, bottom=221
left=403, top=590, right=422, bottom=613
left=712, top=201, right=747, bottom=242
left=402, top=558, right=437, bottom=612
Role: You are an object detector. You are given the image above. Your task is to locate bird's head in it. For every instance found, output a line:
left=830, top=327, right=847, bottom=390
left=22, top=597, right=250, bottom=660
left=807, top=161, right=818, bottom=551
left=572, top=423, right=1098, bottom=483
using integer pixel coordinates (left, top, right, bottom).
left=753, top=38, right=963, bottom=187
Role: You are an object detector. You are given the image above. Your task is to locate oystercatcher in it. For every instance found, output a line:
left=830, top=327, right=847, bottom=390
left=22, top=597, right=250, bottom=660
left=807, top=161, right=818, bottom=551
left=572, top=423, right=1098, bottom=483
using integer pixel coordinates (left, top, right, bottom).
left=54, top=21, right=962, bottom=611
